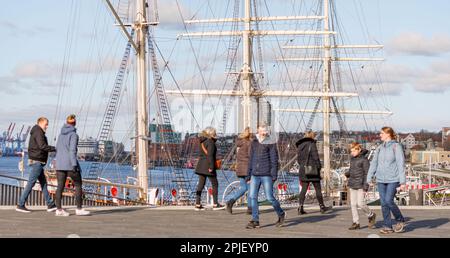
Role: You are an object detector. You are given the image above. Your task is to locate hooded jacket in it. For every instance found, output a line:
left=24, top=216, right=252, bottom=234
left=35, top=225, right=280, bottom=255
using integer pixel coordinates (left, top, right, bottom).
left=195, top=134, right=218, bottom=177
left=247, top=134, right=279, bottom=181
left=27, top=125, right=56, bottom=163
left=366, top=140, right=406, bottom=184
left=55, top=124, right=80, bottom=171
left=345, top=149, right=370, bottom=190
left=296, top=137, right=322, bottom=182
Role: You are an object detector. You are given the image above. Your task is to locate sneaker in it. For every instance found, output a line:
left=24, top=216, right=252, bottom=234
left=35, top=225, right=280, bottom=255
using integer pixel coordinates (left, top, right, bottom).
left=15, top=205, right=31, bottom=213
left=55, top=209, right=70, bottom=217
left=368, top=213, right=377, bottom=229
left=47, top=204, right=57, bottom=212
left=394, top=221, right=405, bottom=233
left=194, top=204, right=205, bottom=211
left=379, top=227, right=394, bottom=234
left=348, top=223, right=361, bottom=230
left=246, top=207, right=252, bottom=215
left=246, top=220, right=260, bottom=229
left=276, top=212, right=286, bottom=228
left=212, top=203, right=225, bottom=211
left=76, top=209, right=91, bottom=216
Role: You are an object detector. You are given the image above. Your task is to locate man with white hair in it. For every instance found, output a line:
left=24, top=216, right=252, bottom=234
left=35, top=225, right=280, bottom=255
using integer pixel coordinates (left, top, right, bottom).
left=246, top=124, right=285, bottom=229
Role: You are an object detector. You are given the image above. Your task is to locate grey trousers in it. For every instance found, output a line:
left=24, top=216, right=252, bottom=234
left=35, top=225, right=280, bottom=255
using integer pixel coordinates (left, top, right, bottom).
left=349, top=188, right=373, bottom=224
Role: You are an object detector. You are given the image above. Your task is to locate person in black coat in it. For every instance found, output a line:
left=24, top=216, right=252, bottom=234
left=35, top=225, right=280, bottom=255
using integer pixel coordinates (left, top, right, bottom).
left=345, top=142, right=376, bottom=230
left=194, top=127, right=223, bottom=210
left=296, top=131, right=331, bottom=215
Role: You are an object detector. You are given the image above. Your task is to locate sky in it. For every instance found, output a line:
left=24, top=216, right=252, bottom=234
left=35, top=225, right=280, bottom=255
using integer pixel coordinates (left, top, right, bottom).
left=1, top=0, right=450, bottom=146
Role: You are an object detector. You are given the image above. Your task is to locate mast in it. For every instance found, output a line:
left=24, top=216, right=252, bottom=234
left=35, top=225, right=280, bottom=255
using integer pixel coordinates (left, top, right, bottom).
left=322, top=0, right=331, bottom=194
left=176, top=1, right=334, bottom=133
left=241, top=0, right=252, bottom=131
left=136, top=0, right=149, bottom=201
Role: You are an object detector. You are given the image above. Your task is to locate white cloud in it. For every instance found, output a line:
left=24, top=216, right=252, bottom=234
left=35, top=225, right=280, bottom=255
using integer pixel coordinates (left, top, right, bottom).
left=387, top=32, right=450, bottom=57
left=156, top=1, right=192, bottom=29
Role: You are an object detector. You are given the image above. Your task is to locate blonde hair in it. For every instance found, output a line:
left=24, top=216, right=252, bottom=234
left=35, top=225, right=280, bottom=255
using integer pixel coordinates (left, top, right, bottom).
left=37, top=117, right=48, bottom=124
left=202, top=126, right=217, bottom=139
left=350, top=142, right=362, bottom=151
left=66, top=114, right=76, bottom=125
left=304, top=131, right=316, bottom=139
left=239, top=127, right=252, bottom=139
left=381, top=126, right=397, bottom=140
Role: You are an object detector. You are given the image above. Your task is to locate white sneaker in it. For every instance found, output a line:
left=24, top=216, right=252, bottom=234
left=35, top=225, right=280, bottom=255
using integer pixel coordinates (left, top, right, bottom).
left=55, top=209, right=70, bottom=217
left=75, top=209, right=91, bottom=216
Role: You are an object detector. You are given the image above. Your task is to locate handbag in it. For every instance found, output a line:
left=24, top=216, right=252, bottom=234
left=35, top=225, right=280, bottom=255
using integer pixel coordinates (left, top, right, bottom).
left=304, top=143, right=319, bottom=177
left=201, top=142, right=222, bottom=169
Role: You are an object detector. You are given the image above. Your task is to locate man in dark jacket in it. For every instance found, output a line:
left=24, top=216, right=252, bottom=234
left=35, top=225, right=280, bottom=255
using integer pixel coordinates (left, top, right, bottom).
left=16, top=117, right=57, bottom=213
left=246, top=124, right=285, bottom=229
left=296, top=131, right=331, bottom=215
left=345, top=142, right=376, bottom=230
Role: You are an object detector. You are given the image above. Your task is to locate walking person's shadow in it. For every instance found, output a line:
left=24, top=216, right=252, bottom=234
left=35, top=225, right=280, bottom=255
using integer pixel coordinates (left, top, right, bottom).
left=404, top=218, right=450, bottom=232
left=373, top=217, right=450, bottom=233
left=261, top=212, right=338, bottom=228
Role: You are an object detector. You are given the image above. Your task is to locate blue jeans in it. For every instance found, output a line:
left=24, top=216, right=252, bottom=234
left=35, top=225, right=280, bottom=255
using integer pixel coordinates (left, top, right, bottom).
left=249, top=176, right=284, bottom=222
left=378, top=182, right=405, bottom=228
left=229, top=177, right=250, bottom=207
left=19, top=163, right=54, bottom=207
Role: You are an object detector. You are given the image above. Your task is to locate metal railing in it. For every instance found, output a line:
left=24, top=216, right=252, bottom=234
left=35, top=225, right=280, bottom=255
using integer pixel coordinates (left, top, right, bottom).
left=0, top=173, right=147, bottom=206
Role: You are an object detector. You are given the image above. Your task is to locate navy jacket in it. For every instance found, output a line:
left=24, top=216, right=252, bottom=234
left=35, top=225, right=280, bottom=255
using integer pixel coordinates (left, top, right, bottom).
left=247, top=135, right=279, bottom=181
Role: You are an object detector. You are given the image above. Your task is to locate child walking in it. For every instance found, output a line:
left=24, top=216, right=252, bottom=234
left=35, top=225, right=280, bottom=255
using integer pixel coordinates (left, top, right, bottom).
left=345, top=142, right=376, bottom=230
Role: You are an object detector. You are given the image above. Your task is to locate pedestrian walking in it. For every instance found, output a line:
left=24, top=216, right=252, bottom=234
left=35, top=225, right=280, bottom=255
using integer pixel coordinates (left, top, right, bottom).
left=16, top=117, right=57, bottom=213
left=367, top=127, right=406, bottom=234
left=246, top=124, right=285, bottom=229
left=54, top=114, right=90, bottom=216
left=226, top=127, right=252, bottom=214
left=345, top=142, right=376, bottom=230
left=194, top=126, right=224, bottom=211
left=295, top=131, right=332, bottom=215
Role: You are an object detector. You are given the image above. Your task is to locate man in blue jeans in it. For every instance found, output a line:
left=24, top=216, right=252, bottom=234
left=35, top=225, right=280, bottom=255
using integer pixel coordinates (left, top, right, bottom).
left=246, top=124, right=285, bottom=229
left=16, top=117, right=57, bottom=213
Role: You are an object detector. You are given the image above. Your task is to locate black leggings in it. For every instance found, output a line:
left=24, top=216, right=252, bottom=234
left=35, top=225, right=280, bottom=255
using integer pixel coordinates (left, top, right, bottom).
left=56, top=170, right=83, bottom=209
left=196, top=175, right=218, bottom=205
left=298, top=181, right=325, bottom=207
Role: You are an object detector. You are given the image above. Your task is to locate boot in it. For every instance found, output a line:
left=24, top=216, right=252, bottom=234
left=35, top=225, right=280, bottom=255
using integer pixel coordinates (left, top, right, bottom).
left=297, top=206, right=307, bottom=215
left=368, top=213, right=377, bottom=229
left=226, top=199, right=235, bottom=214
left=348, top=223, right=360, bottom=230
left=246, top=207, right=252, bottom=215
left=320, top=205, right=332, bottom=214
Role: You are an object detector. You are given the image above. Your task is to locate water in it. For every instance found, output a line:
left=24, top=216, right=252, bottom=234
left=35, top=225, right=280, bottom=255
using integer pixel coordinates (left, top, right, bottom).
left=0, top=157, right=300, bottom=203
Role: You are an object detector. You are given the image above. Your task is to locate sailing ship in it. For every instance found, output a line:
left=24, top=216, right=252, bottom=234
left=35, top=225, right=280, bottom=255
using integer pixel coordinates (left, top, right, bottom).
left=43, top=0, right=394, bottom=206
